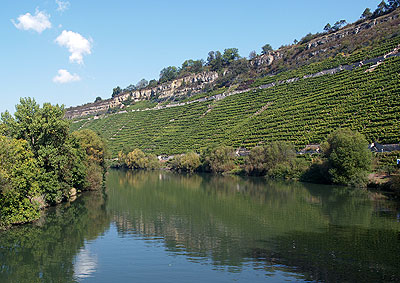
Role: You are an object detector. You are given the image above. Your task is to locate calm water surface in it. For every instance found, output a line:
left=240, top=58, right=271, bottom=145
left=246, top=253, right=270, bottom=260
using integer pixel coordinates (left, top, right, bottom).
left=1, top=170, right=400, bottom=282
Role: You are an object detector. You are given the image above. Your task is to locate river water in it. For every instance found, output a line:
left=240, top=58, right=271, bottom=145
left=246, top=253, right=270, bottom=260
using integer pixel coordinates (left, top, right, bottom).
left=1, top=170, right=399, bottom=282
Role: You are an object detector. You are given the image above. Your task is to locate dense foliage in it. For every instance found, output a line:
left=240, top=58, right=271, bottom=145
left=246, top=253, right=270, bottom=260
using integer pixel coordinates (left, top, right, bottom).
left=0, top=98, right=107, bottom=228
left=322, top=128, right=372, bottom=187
left=118, top=148, right=160, bottom=170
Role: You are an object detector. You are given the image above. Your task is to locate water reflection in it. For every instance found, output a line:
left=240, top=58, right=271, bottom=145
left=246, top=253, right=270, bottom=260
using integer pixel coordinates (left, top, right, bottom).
left=0, top=170, right=399, bottom=282
left=107, top=170, right=400, bottom=281
left=0, top=191, right=110, bottom=283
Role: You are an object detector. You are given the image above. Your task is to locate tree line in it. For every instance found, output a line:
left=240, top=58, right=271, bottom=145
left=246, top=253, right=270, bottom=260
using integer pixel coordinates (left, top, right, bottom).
left=117, top=129, right=377, bottom=189
left=0, top=98, right=107, bottom=228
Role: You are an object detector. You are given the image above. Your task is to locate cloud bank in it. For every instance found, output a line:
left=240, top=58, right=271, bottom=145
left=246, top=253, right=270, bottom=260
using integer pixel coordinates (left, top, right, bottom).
left=12, top=9, right=52, bottom=33
left=55, top=30, right=92, bottom=64
left=53, top=69, right=81, bottom=83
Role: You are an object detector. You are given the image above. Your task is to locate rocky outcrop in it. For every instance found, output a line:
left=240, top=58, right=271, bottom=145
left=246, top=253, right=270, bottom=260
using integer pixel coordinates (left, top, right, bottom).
left=65, top=71, right=218, bottom=119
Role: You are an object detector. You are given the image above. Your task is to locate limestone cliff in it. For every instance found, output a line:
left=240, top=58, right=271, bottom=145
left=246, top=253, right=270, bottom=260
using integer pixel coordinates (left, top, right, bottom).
left=65, top=71, right=218, bottom=119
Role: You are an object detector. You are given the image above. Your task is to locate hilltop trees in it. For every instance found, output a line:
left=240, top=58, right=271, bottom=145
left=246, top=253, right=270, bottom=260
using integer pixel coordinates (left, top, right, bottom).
left=159, top=66, right=179, bottom=83
left=361, top=8, right=372, bottom=19
left=261, top=44, right=273, bottom=54
left=112, top=86, right=122, bottom=97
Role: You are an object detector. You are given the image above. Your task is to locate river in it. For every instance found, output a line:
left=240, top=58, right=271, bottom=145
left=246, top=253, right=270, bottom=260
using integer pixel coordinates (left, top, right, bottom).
left=1, top=169, right=399, bottom=282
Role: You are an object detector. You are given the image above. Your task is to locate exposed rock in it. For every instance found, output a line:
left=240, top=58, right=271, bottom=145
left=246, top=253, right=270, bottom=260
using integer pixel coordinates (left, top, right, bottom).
left=65, top=71, right=218, bottom=119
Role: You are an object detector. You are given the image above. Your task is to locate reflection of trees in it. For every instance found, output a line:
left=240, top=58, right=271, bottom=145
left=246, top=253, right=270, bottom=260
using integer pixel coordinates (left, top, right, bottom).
left=0, top=192, right=111, bottom=283
left=106, top=170, right=400, bottom=280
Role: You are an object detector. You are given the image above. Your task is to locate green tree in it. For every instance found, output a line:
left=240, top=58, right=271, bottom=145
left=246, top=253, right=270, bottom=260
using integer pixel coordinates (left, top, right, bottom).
left=207, top=51, right=223, bottom=71
left=249, top=50, right=257, bottom=60
left=222, top=48, right=240, bottom=65
left=324, top=23, right=332, bottom=32
left=322, top=128, right=372, bottom=187
left=136, top=78, right=148, bottom=89
left=206, top=146, right=236, bottom=173
left=0, top=136, right=41, bottom=226
left=361, top=8, right=372, bottom=19
left=112, top=86, right=122, bottom=98
left=170, top=152, right=201, bottom=172
left=0, top=98, right=88, bottom=204
left=159, top=66, right=179, bottom=83
left=261, top=44, right=273, bottom=54
left=94, top=96, right=102, bottom=102
left=148, top=79, right=158, bottom=88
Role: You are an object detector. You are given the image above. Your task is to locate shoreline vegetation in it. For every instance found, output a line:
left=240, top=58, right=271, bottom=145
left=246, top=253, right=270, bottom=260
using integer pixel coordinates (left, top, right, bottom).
left=115, top=128, right=400, bottom=197
left=0, top=98, right=107, bottom=229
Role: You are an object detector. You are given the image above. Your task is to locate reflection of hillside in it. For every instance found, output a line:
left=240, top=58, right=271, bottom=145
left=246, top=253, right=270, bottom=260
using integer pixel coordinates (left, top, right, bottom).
left=106, top=170, right=400, bottom=279
left=0, top=191, right=111, bottom=283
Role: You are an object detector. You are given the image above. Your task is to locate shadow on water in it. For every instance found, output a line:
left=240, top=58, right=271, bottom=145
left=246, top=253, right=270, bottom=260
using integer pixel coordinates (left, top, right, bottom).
left=106, top=170, right=400, bottom=282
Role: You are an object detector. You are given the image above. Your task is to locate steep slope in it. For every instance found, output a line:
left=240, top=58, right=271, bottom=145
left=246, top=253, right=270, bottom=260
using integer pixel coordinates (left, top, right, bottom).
left=71, top=54, right=400, bottom=157
left=69, top=9, right=400, bottom=158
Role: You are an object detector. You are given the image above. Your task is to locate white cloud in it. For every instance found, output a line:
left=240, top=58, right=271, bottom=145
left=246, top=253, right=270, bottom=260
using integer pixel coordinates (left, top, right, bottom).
left=56, top=0, right=70, bottom=12
left=53, top=69, right=81, bottom=83
left=12, top=9, right=52, bottom=33
left=55, top=30, right=92, bottom=64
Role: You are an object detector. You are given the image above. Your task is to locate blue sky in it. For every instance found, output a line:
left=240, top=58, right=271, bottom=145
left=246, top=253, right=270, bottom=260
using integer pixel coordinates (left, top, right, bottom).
left=0, top=0, right=381, bottom=113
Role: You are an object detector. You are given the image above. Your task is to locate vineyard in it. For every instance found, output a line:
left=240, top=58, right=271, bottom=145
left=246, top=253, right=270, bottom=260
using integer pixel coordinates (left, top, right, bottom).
left=70, top=48, right=400, bottom=158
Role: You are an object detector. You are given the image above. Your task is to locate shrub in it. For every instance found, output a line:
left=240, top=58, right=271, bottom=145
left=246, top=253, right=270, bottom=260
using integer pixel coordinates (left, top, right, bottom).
left=323, top=128, right=372, bottom=187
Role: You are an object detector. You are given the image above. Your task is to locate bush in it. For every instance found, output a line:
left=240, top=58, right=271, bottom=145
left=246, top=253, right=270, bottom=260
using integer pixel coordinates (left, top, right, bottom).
left=205, top=146, right=236, bottom=173
left=170, top=152, right=201, bottom=172
left=121, top=148, right=160, bottom=170
left=323, top=128, right=372, bottom=187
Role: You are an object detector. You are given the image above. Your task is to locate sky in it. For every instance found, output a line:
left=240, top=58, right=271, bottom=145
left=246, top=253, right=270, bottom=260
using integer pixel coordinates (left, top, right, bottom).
left=0, top=0, right=382, bottom=113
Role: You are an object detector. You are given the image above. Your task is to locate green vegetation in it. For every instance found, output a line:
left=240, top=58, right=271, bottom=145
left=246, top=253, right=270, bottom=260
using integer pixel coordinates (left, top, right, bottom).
left=73, top=54, right=400, bottom=159
left=245, top=142, right=308, bottom=179
left=118, top=148, right=159, bottom=170
left=169, top=152, right=201, bottom=173
left=0, top=98, right=107, bottom=228
left=322, top=129, right=372, bottom=187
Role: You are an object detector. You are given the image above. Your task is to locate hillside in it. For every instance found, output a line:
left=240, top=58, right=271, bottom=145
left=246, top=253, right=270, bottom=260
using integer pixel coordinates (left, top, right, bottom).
left=69, top=9, right=400, bottom=158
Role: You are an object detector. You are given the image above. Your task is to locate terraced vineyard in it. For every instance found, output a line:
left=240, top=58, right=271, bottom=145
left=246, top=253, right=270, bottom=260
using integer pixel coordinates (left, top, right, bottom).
left=71, top=53, right=400, bottom=158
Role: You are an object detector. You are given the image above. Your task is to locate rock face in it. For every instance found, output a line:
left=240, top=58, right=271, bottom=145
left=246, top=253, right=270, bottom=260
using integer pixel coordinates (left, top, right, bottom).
left=65, top=71, right=218, bottom=119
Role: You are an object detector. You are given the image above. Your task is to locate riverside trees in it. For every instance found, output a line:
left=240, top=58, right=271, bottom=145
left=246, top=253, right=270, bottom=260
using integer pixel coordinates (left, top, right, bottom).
left=0, top=98, right=107, bottom=227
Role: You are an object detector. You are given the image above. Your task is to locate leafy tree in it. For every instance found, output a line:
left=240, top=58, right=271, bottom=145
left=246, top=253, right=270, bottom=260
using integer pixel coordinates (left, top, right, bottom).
left=207, top=51, right=223, bottom=71
left=0, top=136, right=41, bottom=226
left=181, top=59, right=204, bottom=74
left=322, top=128, right=372, bottom=187
left=324, top=23, right=332, bottom=32
left=124, top=84, right=136, bottom=92
left=245, top=142, right=307, bottom=179
left=332, top=20, right=347, bottom=31
left=170, top=152, right=201, bottom=172
left=373, top=1, right=389, bottom=17
left=148, top=79, right=158, bottom=88
left=0, top=98, right=88, bottom=204
left=248, top=50, right=257, bottom=59
left=124, top=148, right=160, bottom=170
left=361, top=8, right=372, bottom=19
left=159, top=66, right=179, bottom=83
left=205, top=146, right=236, bottom=173
left=222, top=48, right=240, bottom=65
left=228, top=58, right=249, bottom=76
left=72, top=129, right=107, bottom=172
left=112, top=86, right=122, bottom=98
left=94, top=96, right=102, bottom=103
left=136, top=79, right=148, bottom=89
left=261, top=43, right=273, bottom=54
